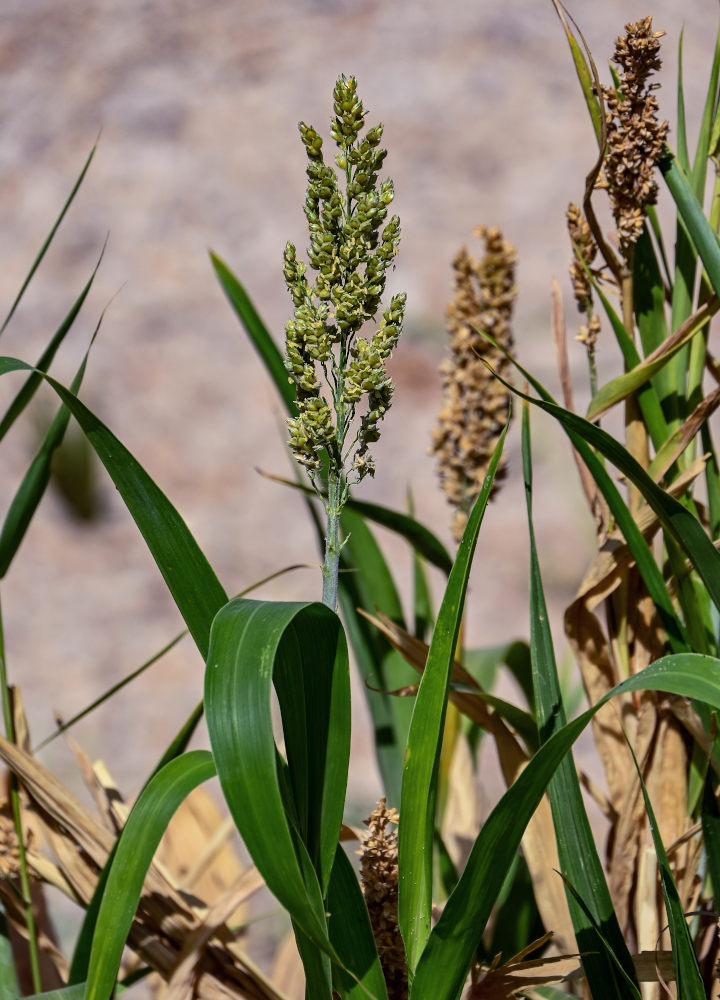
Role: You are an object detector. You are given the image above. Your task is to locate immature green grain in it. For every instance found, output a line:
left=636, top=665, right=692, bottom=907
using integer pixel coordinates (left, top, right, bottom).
left=431, top=226, right=516, bottom=542
left=358, top=799, right=407, bottom=1000
left=283, top=75, right=405, bottom=609
left=598, top=17, right=669, bottom=251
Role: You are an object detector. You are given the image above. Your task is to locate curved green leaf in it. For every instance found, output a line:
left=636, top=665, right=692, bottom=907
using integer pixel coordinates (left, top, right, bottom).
left=399, top=424, right=507, bottom=975
left=85, top=750, right=216, bottom=1000
left=523, top=403, right=638, bottom=997
left=627, top=741, right=705, bottom=998
left=587, top=297, right=718, bottom=421
left=328, top=845, right=389, bottom=1000
left=205, top=598, right=350, bottom=957
left=0, top=243, right=105, bottom=443
left=0, top=357, right=227, bottom=657
left=410, top=653, right=720, bottom=1000
left=661, top=151, right=720, bottom=299
left=1, top=142, right=97, bottom=336
left=210, top=251, right=297, bottom=417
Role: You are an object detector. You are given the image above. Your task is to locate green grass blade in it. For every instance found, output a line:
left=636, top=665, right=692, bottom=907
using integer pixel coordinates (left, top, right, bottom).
left=85, top=750, right=216, bottom=1000
left=676, top=28, right=690, bottom=173
left=0, top=905, right=19, bottom=1000
left=24, top=988, right=87, bottom=1000
left=33, top=631, right=186, bottom=752
left=485, top=352, right=713, bottom=628
left=341, top=507, right=405, bottom=625
left=399, top=425, right=507, bottom=976
left=551, top=0, right=602, bottom=145
left=340, top=508, right=414, bottom=804
left=0, top=336, right=94, bottom=577
left=265, top=472, right=453, bottom=575
left=210, top=251, right=297, bottom=416
left=0, top=245, right=105, bottom=443
left=626, top=739, right=705, bottom=998
left=701, top=776, right=720, bottom=907
left=484, top=354, right=687, bottom=650
left=205, top=598, right=349, bottom=955
left=0, top=357, right=228, bottom=656
left=409, top=653, right=720, bottom=1000
left=691, top=20, right=720, bottom=194
left=522, top=403, right=638, bottom=998
left=0, top=142, right=97, bottom=336
left=662, top=151, right=720, bottom=297
left=586, top=296, right=718, bottom=421
left=591, top=280, right=669, bottom=448
left=327, top=845, right=389, bottom=1000
left=519, top=388, right=720, bottom=614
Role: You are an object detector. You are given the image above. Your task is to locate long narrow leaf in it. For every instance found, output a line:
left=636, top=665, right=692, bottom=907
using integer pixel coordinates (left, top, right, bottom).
left=210, top=251, right=297, bottom=416
left=85, top=750, right=216, bottom=1000
left=327, top=845, right=389, bottom=1000
left=409, top=653, right=720, bottom=1000
left=522, top=403, right=638, bottom=998
left=0, top=243, right=105, bottom=443
left=662, top=151, right=720, bottom=298
left=399, top=425, right=507, bottom=975
left=205, top=599, right=349, bottom=960
left=0, top=142, right=97, bottom=335
left=0, top=357, right=228, bottom=656
left=627, top=740, right=705, bottom=998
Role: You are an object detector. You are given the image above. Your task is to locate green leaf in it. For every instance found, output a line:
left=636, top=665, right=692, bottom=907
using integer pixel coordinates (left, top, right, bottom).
left=205, top=598, right=349, bottom=958
left=522, top=402, right=638, bottom=998
left=409, top=653, right=720, bottom=1000
left=210, top=251, right=297, bottom=416
left=399, top=425, right=507, bottom=976
left=23, top=987, right=87, bottom=1000
left=327, top=845, right=389, bottom=1000
left=0, top=142, right=97, bottom=335
left=702, top=775, right=720, bottom=907
left=691, top=20, right=720, bottom=194
left=483, top=352, right=687, bottom=652
left=586, top=296, right=718, bottom=421
left=551, top=0, right=602, bottom=145
left=676, top=29, right=690, bottom=173
left=0, top=338, right=95, bottom=577
left=590, top=276, right=669, bottom=449
left=0, top=245, right=105, bottom=443
left=85, top=750, right=216, bottom=1000
left=0, top=357, right=228, bottom=657
left=626, top=739, right=705, bottom=998
left=340, top=508, right=413, bottom=805
left=520, top=386, right=720, bottom=615
left=0, top=904, right=19, bottom=1000
left=262, top=472, right=453, bottom=576
left=662, top=151, right=720, bottom=299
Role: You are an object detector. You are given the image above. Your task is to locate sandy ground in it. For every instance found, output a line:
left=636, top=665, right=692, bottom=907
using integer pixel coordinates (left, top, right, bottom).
left=0, top=0, right=717, bottom=974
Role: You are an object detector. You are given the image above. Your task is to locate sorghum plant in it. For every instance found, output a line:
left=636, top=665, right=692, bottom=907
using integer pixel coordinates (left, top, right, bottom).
left=283, top=74, right=406, bottom=610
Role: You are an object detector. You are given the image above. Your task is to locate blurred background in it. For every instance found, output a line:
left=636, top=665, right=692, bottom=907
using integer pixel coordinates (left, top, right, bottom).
left=0, top=0, right=715, bottom=839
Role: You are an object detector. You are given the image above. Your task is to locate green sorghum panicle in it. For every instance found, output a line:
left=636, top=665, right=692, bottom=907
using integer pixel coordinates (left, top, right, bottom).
left=283, top=74, right=405, bottom=484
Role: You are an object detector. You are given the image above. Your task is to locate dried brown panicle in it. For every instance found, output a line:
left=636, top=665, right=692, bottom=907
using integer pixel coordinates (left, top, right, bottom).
left=431, top=226, right=516, bottom=542
left=358, top=798, right=407, bottom=1000
left=567, top=203, right=597, bottom=313
left=599, top=17, right=669, bottom=250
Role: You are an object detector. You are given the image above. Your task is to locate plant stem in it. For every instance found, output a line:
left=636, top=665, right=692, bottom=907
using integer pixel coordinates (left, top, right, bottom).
left=0, top=594, right=42, bottom=994
left=322, top=468, right=343, bottom=611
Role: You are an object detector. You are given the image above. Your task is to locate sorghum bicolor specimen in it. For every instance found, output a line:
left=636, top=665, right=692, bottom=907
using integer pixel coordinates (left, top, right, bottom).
left=599, top=17, right=669, bottom=252
left=431, top=227, right=516, bottom=542
left=283, top=76, right=405, bottom=609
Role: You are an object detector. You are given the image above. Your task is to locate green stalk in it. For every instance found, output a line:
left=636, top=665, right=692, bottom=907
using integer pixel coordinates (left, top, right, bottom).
left=0, top=594, right=41, bottom=993
left=322, top=468, right=344, bottom=611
